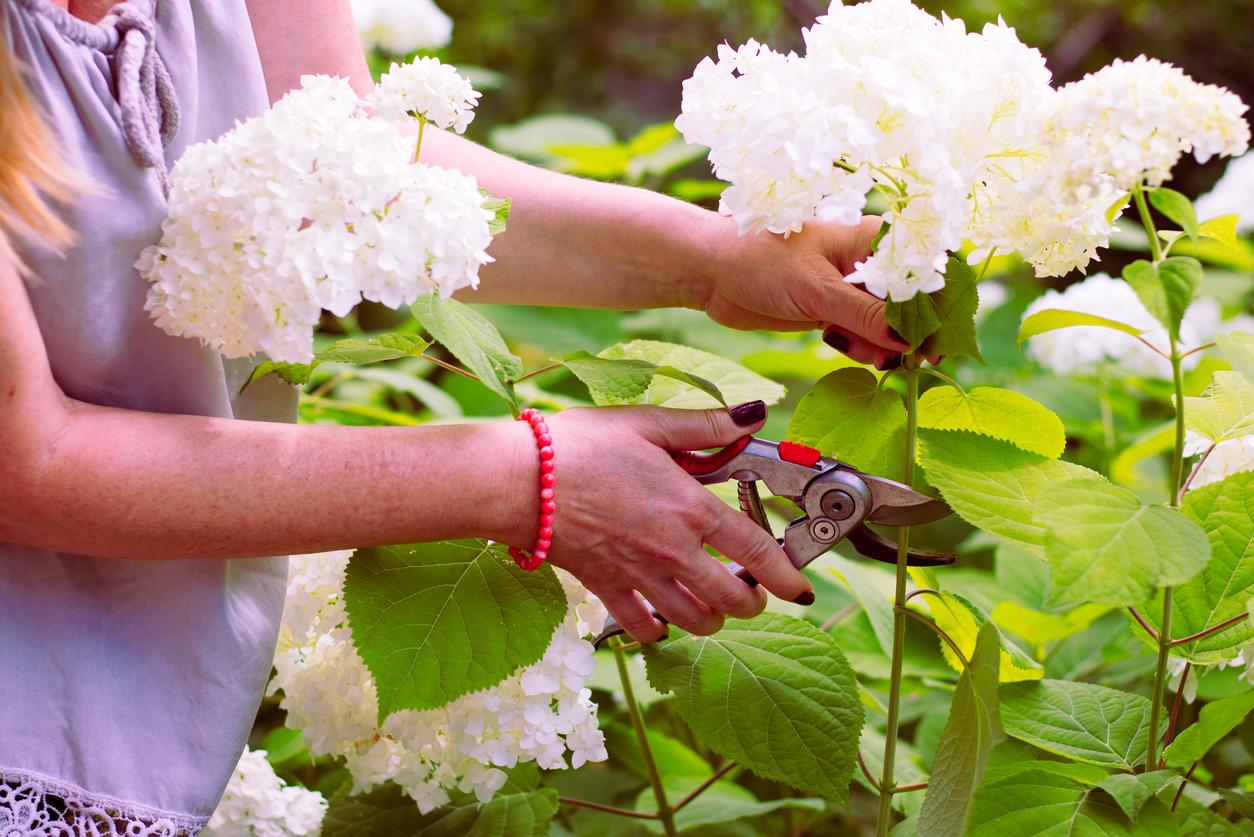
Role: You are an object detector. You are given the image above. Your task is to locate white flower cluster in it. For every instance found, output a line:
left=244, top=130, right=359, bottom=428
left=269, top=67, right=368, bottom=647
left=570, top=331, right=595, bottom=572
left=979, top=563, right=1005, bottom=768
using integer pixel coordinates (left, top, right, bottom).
left=1020, top=273, right=1252, bottom=378
left=270, top=551, right=608, bottom=814
left=140, top=65, right=497, bottom=363
left=203, top=747, right=327, bottom=837
left=1185, top=433, right=1254, bottom=490
left=1050, top=57, right=1250, bottom=193
left=678, top=0, right=1250, bottom=299
left=351, top=0, right=453, bottom=55
left=1197, top=151, right=1254, bottom=234
left=369, top=57, right=480, bottom=133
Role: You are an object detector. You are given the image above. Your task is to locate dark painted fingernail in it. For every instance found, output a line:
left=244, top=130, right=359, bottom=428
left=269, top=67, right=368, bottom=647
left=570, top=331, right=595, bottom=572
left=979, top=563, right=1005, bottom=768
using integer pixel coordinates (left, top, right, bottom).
left=823, top=328, right=851, bottom=353
left=793, top=590, right=816, bottom=606
left=876, top=355, right=903, bottom=372
left=888, top=327, right=906, bottom=344
left=729, top=400, right=766, bottom=426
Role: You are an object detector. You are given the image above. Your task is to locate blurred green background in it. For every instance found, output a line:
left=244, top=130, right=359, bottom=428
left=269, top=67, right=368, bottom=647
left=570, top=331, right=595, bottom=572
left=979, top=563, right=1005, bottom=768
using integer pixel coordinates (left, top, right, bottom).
left=438, top=0, right=1254, bottom=198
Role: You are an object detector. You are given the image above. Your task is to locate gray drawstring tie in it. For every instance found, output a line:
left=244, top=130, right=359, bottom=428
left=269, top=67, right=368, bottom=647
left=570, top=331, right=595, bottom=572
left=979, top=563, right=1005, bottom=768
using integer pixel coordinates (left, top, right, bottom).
left=104, top=2, right=180, bottom=195
left=15, top=0, right=181, bottom=196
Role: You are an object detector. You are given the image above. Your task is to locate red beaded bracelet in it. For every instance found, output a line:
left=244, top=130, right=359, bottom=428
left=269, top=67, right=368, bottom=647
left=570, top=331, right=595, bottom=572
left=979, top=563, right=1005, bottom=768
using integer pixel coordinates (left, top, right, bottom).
left=508, top=408, right=555, bottom=572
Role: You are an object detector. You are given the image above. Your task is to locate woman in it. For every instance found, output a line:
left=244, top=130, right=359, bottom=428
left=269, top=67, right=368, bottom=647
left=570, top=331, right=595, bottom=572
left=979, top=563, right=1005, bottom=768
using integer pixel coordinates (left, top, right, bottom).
left=0, top=0, right=907, bottom=831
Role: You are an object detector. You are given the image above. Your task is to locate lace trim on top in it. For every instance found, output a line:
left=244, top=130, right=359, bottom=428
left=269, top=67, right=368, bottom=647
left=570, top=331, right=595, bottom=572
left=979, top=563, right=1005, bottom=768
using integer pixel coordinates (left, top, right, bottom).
left=0, top=768, right=206, bottom=837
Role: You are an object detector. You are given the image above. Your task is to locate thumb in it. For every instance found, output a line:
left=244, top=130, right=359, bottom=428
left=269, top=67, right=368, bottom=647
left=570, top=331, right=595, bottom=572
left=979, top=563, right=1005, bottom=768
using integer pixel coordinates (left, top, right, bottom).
left=636, top=401, right=767, bottom=451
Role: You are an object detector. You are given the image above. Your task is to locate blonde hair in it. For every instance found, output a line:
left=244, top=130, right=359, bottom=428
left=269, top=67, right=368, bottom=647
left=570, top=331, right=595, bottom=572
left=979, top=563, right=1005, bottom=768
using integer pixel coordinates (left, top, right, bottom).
left=0, top=8, right=79, bottom=268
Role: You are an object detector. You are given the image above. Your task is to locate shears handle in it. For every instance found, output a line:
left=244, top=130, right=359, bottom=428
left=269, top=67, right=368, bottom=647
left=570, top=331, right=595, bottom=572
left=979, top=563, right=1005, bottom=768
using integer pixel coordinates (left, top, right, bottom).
left=671, top=436, right=752, bottom=483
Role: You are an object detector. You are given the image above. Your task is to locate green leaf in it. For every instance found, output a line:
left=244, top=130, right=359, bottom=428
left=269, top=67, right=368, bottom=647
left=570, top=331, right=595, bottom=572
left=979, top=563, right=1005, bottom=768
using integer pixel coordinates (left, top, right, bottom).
left=1000, top=679, right=1162, bottom=770
left=1166, top=472, right=1254, bottom=664
left=1094, top=771, right=1180, bottom=822
left=1199, top=214, right=1242, bottom=251
left=322, top=766, right=557, bottom=837
left=1217, top=331, right=1254, bottom=384
left=483, top=194, right=511, bottom=236
left=926, top=592, right=1043, bottom=682
left=1163, top=691, right=1254, bottom=768
left=829, top=557, right=896, bottom=656
left=561, top=351, right=727, bottom=406
left=990, top=601, right=1109, bottom=652
left=920, top=258, right=983, bottom=362
left=1185, top=371, right=1254, bottom=444
left=596, top=340, right=785, bottom=408
left=1218, top=789, right=1254, bottom=819
left=917, top=386, right=1065, bottom=459
left=917, top=622, right=1004, bottom=837
left=634, top=779, right=824, bottom=833
left=1036, top=475, right=1211, bottom=607
left=344, top=540, right=567, bottom=720
left=1150, top=187, right=1200, bottom=242
left=1122, top=257, right=1201, bottom=341
left=248, top=332, right=433, bottom=387
left=488, top=114, right=616, bottom=162
left=411, top=294, right=523, bottom=409
left=1017, top=309, right=1148, bottom=346
left=642, top=613, right=864, bottom=805
left=969, top=768, right=1176, bottom=836
left=789, top=368, right=908, bottom=482
left=886, top=292, right=942, bottom=351
left=916, top=431, right=1094, bottom=556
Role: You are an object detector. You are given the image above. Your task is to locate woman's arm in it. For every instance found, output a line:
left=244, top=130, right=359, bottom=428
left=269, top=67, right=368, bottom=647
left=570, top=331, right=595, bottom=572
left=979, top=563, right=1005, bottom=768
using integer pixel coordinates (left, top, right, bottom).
left=245, top=1, right=910, bottom=366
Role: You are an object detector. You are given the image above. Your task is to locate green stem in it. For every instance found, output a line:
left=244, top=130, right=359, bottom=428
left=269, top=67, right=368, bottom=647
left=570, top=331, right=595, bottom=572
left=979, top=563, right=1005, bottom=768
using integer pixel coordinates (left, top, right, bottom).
left=413, top=116, right=427, bottom=164
left=876, top=358, right=919, bottom=837
left=1147, top=586, right=1174, bottom=771
left=1134, top=185, right=1164, bottom=263
left=613, top=639, right=678, bottom=837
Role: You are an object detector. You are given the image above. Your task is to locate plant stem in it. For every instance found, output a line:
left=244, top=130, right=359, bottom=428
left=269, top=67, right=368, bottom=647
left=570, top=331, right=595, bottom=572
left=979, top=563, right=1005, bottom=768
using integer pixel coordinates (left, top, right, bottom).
left=557, top=797, right=659, bottom=820
left=420, top=353, right=481, bottom=382
left=1127, top=607, right=1160, bottom=642
left=1134, top=185, right=1164, bottom=263
left=1147, top=587, right=1174, bottom=772
left=1171, top=761, right=1199, bottom=811
left=919, top=367, right=965, bottom=393
left=820, top=603, right=859, bottom=632
left=672, top=762, right=737, bottom=812
left=413, top=116, right=427, bottom=164
left=1163, top=661, right=1191, bottom=756
left=896, top=605, right=968, bottom=668
left=1169, top=612, right=1249, bottom=646
left=515, top=362, right=564, bottom=383
left=613, top=638, right=678, bottom=837
left=876, top=358, right=919, bottom=837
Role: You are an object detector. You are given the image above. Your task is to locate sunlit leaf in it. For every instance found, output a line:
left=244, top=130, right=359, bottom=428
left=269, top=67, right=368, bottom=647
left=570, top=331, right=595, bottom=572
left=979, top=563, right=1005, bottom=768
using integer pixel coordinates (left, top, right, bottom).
left=1122, top=257, right=1200, bottom=342
left=412, top=294, right=522, bottom=409
left=789, top=367, right=908, bottom=482
left=597, top=340, right=785, bottom=408
left=1217, top=331, right=1254, bottom=384
left=926, top=592, right=1043, bottom=682
left=1149, top=187, right=1199, bottom=242
left=562, top=351, right=727, bottom=406
left=248, top=333, right=433, bottom=387
left=1184, top=370, right=1254, bottom=444
left=921, top=258, right=983, bottom=362
left=1017, top=309, right=1147, bottom=346
left=918, top=386, right=1065, bottom=459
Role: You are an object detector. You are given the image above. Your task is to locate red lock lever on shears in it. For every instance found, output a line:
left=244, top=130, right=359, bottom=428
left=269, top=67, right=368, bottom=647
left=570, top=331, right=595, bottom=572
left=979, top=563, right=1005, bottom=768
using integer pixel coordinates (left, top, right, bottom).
left=594, top=436, right=953, bottom=648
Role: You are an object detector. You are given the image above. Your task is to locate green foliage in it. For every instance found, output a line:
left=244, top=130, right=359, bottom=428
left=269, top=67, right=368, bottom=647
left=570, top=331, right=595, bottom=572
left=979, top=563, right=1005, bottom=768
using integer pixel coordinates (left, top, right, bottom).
left=1184, top=370, right=1254, bottom=444
left=1035, top=475, right=1211, bottom=607
left=917, top=385, right=1065, bottom=459
left=1163, top=472, right=1254, bottom=663
left=885, top=258, right=982, bottom=360
left=1095, top=771, right=1180, bottom=821
left=1149, top=186, right=1200, bottom=242
left=322, top=765, right=557, bottom=836
left=344, top=540, right=567, bottom=720
left=1121, top=257, right=1201, bottom=342
left=483, top=194, right=511, bottom=236
left=595, top=340, right=785, bottom=408
left=926, top=592, right=1043, bottom=682
left=249, top=332, right=433, bottom=387
left=1217, top=331, right=1254, bottom=383
left=1017, top=308, right=1148, bottom=345
left=1163, top=691, right=1254, bottom=768
left=788, top=367, right=907, bottom=482
left=411, top=294, right=523, bottom=409
left=642, top=613, right=864, bottom=805
left=917, top=622, right=1004, bottom=837
left=634, top=778, right=825, bottom=832
left=917, top=430, right=1093, bottom=556
left=561, top=351, right=727, bottom=406
left=1000, top=680, right=1163, bottom=770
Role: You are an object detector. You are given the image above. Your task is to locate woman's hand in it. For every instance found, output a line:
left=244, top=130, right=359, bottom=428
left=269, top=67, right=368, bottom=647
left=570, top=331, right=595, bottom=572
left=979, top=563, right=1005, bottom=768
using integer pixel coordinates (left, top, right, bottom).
left=517, top=402, right=814, bottom=643
left=690, top=214, right=910, bottom=368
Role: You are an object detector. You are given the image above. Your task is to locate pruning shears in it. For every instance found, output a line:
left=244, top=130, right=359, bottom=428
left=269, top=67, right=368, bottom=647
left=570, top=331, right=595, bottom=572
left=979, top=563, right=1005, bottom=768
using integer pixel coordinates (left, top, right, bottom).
left=593, top=436, right=954, bottom=648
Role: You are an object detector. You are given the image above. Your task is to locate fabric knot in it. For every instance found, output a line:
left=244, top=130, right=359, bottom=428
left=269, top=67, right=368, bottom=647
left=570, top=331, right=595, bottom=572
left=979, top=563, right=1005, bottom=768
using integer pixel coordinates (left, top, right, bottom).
left=101, top=1, right=180, bottom=196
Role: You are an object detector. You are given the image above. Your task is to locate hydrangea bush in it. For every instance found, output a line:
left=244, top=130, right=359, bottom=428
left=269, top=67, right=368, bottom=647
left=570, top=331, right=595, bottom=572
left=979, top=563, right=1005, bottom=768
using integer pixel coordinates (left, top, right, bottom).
left=144, top=3, right=1254, bottom=834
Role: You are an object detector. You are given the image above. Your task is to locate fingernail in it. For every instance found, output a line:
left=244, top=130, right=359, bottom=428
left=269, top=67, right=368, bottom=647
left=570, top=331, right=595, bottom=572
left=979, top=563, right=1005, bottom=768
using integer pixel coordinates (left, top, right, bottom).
left=876, top=355, right=903, bottom=372
left=888, top=326, right=906, bottom=345
left=823, top=329, right=851, bottom=353
left=729, top=400, right=766, bottom=426
left=793, top=590, right=816, bottom=606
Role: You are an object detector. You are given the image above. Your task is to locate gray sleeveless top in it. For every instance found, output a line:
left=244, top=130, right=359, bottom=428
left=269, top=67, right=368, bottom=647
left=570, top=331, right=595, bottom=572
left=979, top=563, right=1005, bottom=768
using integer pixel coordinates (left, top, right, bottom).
left=1, top=1, right=295, bottom=833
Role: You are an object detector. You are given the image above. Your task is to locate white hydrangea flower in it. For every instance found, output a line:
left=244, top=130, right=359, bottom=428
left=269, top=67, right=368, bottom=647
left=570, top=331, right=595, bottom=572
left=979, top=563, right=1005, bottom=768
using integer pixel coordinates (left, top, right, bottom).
left=1049, top=56, right=1250, bottom=192
left=203, top=747, right=327, bottom=837
left=270, top=551, right=608, bottom=813
left=1186, top=435, right=1254, bottom=490
left=351, top=0, right=453, bottom=55
left=367, top=57, right=480, bottom=133
left=1196, top=151, right=1254, bottom=234
left=1019, top=273, right=1227, bottom=377
left=140, top=66, right=494, bottom=363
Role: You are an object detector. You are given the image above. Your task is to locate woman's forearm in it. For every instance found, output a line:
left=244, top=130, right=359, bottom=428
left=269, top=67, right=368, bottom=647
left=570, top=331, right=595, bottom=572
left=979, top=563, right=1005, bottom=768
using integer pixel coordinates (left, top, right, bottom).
left=424, top=129, right=723, bottom=312
left=9, top=399, right=536, bottom=559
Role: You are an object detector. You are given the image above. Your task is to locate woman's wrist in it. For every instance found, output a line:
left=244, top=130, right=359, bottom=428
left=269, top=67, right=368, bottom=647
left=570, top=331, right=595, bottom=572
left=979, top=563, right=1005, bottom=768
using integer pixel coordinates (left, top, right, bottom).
left=464, top=418, right=540, bottom=548
left=664, top=203, right=740, bottom=313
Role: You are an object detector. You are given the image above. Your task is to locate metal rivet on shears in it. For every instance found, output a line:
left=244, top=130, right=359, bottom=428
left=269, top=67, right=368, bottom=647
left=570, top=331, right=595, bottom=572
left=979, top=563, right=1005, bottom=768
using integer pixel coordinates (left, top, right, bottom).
left=809, top=519, right=838, bottom=542
left=821, top=489, right=857, bottom=521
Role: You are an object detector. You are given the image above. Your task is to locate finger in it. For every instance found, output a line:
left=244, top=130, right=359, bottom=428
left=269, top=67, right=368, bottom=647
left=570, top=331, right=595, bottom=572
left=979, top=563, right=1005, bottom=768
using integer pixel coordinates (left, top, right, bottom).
left=814, top=279, right=909, bottom=353
left=638, top=576, right=724, bottom=635
left=706, top=295, right=820, bottom=332
left=826, top=215, right=884, bottom=274
left=674, top=550, right=767, bottom=620
left=598, top=587, right=668, bottom=644
left=635, top=403, right=766, bottom=451
left=703, top=501, right=813, bottom=604
left=822, top=325, right=884, bottom=366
